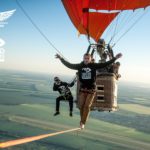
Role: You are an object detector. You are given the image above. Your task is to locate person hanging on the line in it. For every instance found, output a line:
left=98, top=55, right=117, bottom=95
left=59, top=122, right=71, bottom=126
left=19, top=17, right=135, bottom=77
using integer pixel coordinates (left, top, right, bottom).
left=55, top=52, right=122, bottom=129
left=53, top=77, right=76, bottom=117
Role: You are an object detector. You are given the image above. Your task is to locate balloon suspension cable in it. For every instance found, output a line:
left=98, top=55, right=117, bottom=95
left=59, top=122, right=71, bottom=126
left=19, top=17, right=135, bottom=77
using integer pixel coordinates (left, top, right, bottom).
left=15, top=0, right=66, bottom=59
left=0, top=128, right=80, bottom=149
left=109, top=16, right=119, bottom=45
left=109, top=0, right=120, bottom=45
left=87, top=34, right=91, bottom=45
left=113, top=8, right=150, bottom=47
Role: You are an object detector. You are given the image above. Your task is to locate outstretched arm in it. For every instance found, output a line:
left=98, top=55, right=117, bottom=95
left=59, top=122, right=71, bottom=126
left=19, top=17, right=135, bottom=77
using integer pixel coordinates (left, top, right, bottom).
left=55, top=54, right=80, bottom=70
left=93, top=53, right=122, bottom=69
left=68, top=77, right=77, bottom=87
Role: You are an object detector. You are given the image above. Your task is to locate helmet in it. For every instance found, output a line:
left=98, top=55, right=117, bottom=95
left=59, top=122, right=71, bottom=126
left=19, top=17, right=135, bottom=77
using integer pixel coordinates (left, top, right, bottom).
left=54, top=77, right=60, bottom=82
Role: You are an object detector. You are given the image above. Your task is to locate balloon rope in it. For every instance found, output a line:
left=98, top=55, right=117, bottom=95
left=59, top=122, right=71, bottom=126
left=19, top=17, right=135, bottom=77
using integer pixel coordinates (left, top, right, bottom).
left=113, top=8, right=150, bottom=47
left=15, top=0, right=66, bottom=59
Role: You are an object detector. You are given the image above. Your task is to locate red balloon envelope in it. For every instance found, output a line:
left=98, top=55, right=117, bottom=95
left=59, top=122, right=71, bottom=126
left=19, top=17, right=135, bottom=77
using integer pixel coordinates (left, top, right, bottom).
left=62, top=0, right=150, bottom=42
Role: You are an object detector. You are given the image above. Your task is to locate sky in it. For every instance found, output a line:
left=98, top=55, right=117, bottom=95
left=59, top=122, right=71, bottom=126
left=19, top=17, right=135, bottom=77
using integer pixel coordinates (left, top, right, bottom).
left=0, top=0, right=150, bottom=83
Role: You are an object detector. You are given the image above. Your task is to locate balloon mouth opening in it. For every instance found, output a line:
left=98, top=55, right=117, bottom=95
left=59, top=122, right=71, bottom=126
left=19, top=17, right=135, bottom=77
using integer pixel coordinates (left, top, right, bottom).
left=89, top=9, right=121, bottom=13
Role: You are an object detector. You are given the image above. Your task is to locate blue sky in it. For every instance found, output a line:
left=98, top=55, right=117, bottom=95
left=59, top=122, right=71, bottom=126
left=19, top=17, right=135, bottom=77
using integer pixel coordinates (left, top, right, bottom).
left=0, top=0, right=150, bottom=83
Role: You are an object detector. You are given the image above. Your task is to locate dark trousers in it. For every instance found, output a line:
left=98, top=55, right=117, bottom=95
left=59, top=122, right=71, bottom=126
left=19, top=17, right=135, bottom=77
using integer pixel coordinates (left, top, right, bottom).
left=56, top=95, right=73, bottom=112
left=78, top=91, right=96, bottom=124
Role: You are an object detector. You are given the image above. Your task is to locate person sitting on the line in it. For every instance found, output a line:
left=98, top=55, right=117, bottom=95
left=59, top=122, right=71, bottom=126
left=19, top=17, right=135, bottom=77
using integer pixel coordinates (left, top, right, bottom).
left=53, top=77, right=76, bottom=117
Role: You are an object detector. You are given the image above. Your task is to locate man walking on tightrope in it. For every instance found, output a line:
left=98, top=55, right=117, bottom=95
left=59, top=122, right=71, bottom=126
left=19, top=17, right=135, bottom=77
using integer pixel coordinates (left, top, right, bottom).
left=55, top=52, right=122, bottom=129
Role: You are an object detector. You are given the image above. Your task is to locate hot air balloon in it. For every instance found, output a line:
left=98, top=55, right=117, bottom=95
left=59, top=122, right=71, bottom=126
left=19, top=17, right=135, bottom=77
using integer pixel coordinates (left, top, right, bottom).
left=61, top=0, right=150, bottom=112
left=62, top=0, right=150, bottom=42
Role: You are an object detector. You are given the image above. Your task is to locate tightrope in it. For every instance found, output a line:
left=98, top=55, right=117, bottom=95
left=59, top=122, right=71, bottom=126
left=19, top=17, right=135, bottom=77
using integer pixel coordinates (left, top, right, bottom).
left=0, top=128, right=80, bottom=148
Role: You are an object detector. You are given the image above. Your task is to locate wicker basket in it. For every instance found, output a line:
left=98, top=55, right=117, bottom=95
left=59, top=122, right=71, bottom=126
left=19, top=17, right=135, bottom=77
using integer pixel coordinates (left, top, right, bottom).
left=76, top=73, right=118, bottom=112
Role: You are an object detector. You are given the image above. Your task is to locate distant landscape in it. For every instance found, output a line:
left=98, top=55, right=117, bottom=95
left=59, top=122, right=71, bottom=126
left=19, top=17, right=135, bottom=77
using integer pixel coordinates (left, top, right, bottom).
left=0, top=69, right=150, bottom=150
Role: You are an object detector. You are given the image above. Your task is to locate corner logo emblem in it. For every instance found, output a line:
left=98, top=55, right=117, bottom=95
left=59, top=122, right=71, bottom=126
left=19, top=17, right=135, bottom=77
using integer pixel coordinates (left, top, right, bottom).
left=0, top=9, right=16, bottom=28
left=0, top=9, right=16, bottom=62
